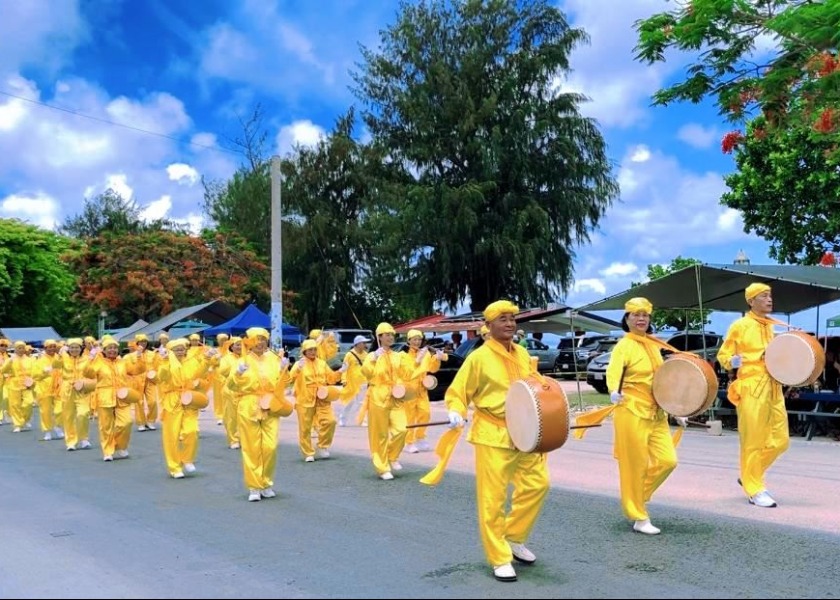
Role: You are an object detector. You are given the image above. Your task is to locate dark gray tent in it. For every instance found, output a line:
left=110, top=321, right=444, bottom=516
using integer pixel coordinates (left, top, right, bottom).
left=579, top=264, right=840, bottom=314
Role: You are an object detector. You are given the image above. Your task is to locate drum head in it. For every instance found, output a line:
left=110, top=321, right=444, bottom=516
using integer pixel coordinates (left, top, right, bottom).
left=506, top=380, right=541, bottom=452
left=652, top=355, right=717, bottom=417
left=765, top=332, right=825, bottom=387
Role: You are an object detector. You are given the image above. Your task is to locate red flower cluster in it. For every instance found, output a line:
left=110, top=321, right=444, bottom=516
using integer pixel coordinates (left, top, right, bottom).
left=820, top=251, right=836, bottom=267
left=721, top=130, right=744, bottom=154
left=814, top=108, right=836, bottom=134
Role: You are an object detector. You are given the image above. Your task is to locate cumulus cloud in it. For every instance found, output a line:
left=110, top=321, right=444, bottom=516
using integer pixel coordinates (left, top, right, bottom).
left=573, top=278, right=607, bottom=296
left=276, top=119, right=326, bottom=156
left=600, top=262, right=639, bottom=278
left=0, top=192, right=61, bottom=230
left=677, top=123, right=721, bottom=149
left=167, top=163, right=200, bottom=186
left=140, top=195, right=172, bottom=222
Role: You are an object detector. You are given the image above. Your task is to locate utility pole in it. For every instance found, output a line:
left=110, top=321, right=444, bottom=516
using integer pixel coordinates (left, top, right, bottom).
left=270, top=155, right=283, bottom=350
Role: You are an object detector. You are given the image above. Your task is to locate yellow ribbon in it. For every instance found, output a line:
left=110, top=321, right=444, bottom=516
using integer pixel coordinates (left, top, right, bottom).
left=419, top=426, right=464, bottom=486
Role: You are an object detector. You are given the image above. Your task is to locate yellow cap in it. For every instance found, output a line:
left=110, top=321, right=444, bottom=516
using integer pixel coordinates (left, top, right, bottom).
left=483, top=300, right=519, bottom=322
left=84, top=336, right=96, bottom=344
left=0, top=339, right=9, bottom=346
left=166, top=338, right=188, bottom=350
left=624, top=297, right=653, bottom=314
left=188, top=334, right=201, bottom=341
left=407, top=329, right=423, bottom=340
left=217, top=333, right=229, bottom=340
left=44, top=339, right=57, bottom=347
left=101, top=335, right=119, bottom=348
left=158, top=332, right=170, bottom=340
left=301, top=339, right=318, bottom=352
left=135, top=334, right=148, bottom=342
left=309, top=329, right=322, bottom=339
left=246, top=327, right=270, bottom=340
left=67, top=338, right=83, bottom=347
left=13, top=340, right=26, bottom=348
left=745, top=283, right=771, bottom=301
left=376, top=322, right=396, bottom=336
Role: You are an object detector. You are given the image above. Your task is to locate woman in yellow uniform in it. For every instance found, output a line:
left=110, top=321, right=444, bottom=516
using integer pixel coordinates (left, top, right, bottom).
left=60, top=339, right=93, bottom=451
left=338, top=335, right=370, bottom=427
left=211, top=333, right=230, bottom=425
left=1, top=340, right=50, bottom=432
left=227, top=327, right=291, bottom=501
left=606, top=298, right=685, bottom=535
left=154, top=338, right=216, bottom=478
left=217, top=336, right=243, bottom=449
left=403, top=329, right=443, bottom=454
left=35, top=339, right=64, bottom=441
left=290, top=339, right=345, bottom=461
left=361, top=323, right=415, bottom=480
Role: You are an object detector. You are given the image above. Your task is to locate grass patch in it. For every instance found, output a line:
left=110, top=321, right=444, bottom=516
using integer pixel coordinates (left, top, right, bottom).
left=565, top=390, right=611, bottom=408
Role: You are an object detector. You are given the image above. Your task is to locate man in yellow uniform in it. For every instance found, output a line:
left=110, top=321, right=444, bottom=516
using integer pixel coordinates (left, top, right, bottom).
left=717, top=283, right=789, bottom=508
left=445, top=300, right=547, bottom=583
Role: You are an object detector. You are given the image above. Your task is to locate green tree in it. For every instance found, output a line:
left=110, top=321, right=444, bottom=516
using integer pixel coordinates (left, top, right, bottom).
left=0, top=219, right=77, bottom=332
left=59, top=189, right=185, bottom=238
left=634, top=0, right=840, bottom=139
left=721, top=116, right=840, bottom=264
left=632, top=257, right=712, bottom=331
left=354, top=0, right=618, bottom=311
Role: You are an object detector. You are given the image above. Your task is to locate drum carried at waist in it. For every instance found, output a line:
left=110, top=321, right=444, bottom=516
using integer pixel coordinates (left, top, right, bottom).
left=116, top=387, right=142, bottom=404
left=316, top=386, right=342, bottom=402
left=180, top=390, right=209, bottom=410
left=258, top=393, right=294, bottom=417
left=505, top=375, right=569, bottom=453
left=421, top=375, right=438, bottom=390
left=391, top=383, right=419, bottom=401
left=764, top=331, right=825, bottom=387
left=652, top=353, right=718, bottom=417
left=73, top=378, right=97, bottom=394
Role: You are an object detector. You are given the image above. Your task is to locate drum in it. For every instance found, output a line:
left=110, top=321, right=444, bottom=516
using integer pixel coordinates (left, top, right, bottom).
left=180, top=390, right=209, bottom=410
left=652, top=354, right=718, bottom=417
left=258, top=393, right=294, bottom=418
left=73, top=379, right=97, bottom=393
left=765, top=331, right=826, bottom=387
left=116, top=387, right=142, bottom=404
left=22, top=377, right=34, bottom=388
left=421, top=375, right=438, bottom=390
left=391, top=384, right=406, bottom=399
left=146, top=369, right=156, bottom=381
left=316, top=386, right=341, bottom=402
left=505, top=376, right=570, bottom=453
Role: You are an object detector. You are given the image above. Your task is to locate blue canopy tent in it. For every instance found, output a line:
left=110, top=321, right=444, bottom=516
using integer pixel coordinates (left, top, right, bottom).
left=202, top=304, right=304, bottom=346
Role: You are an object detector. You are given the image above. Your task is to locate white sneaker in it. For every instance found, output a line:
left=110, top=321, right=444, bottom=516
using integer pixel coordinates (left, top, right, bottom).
left=42, top=432, right=52, bottom=441
left=416, top=439, right=432, bottom=452
left=12, top=427, right=20, bottom=433
left=79, top=440, right=92, bottom=449
left=66, top=444, right=76, bottom=451
left=304, top=455, right=315, bottom=463
left=115, top=449, right=129, bottom=459
left=260, top=487, right=276, bottom=498
left=171, top=471, right=185, bottom=479
left=103, top=455, right=113, bottom=462
left=147, top=424, right=156, bottom=430
left=338, top=417, right=346, bottom=427
left=216, top=419, right=223, bottom=425
left=248, top=489, right=261, bottom=502
left=229, top=442, right=240, bottom=450
left=633, top=519, right=661, bottom=535
left=53, top=428, right=64, bottom=439
left=508, top=541, right=536, bottom=564
left=138, top=425, right=147, bottom=432
left=404, top=444, right=419, bottom=454
left=183, top=462, right=196, bottom=473
left=749, top=490, right=778, bottom=508
left=493, top=563, right=517, bottom=582
left=390, top=461, right=403, bottom=471
left=380, top=472, right=394, bottom=481
left=316, top=448, right=331, bottom=459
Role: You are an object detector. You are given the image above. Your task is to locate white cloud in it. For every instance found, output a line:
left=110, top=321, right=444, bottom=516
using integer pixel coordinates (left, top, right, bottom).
left=141, top=195, right=172, bottom=222
left=677, top=123, right=720, bottom=149
left=600, top=262, right=639, bottom=278
left=167, top=163, right=200, bottom=186
left=629, top=145, right=651, bottom=162
left=276, top=119, right=326, bottom=156
left=573, top=278, right=607, bottom=296
left=0, top=192, right=60, bottom=230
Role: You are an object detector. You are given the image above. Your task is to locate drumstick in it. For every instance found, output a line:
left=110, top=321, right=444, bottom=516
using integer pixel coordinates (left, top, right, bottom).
left=618, top=366, right=627, bottom=394
left=406, top=421, right=603, bottom=430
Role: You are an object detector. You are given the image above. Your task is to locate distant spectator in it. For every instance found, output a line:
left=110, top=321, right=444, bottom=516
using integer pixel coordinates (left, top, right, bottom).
left=533, top=332, right=543, bottom=342
left=451, top=332, right=463, bottom=349
left=516, top=329, right=527, bottom=348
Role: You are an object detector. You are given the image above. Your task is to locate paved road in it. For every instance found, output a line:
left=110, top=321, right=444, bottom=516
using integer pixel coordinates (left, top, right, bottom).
left=0, top=400, right=836, bottom=599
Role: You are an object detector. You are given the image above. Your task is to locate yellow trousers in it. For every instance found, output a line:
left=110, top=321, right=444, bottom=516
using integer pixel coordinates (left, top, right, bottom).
left=161, top=406, right=199, bottom=475
left=135, top=383, right=159, bottom=427
left=98, top=405, right=133, bottom=457
left=237, top=397, right=279, bottom=490
left=474, top=443, right=549, bottom=567
left=0, top=385, right=7, bottom=422
left=736, top=380, right=789, bottom=497
left=613, top=407, right=677, bottom=521
left=367, top=401, right=407, bottom=475
left=38, top=394, right=62, bottom=432
left=223, top=390, right=240, bottom=446
left=212, top=380, right=225, bottom=421
left=405, top=396, right=431, bottom=444
left=7, top=389, right=35, bottom=428
left=62, top=393, right=91, bottom=448
left=296, top=401, right=336, bottom=457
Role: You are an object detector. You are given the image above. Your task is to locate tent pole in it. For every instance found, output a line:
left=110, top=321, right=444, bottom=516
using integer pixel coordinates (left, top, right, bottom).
left=695, top=264, right=707, bottom=353
left=570, top=310, right=584, bottom=411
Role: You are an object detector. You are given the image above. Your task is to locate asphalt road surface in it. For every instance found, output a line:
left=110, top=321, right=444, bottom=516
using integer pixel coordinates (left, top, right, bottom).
left=0, top=400, right=837, bottom=599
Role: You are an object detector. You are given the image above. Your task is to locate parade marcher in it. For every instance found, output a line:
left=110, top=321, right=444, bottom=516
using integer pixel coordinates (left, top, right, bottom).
left=717, top=283, right=790, bottom=508
left=438, top=300, right=548, bottom=582
left=290, top=339, right=345, bottom=461
left=361, top=323, right=415, bottom=480
left=227, top=327, right=290, bottom=501
left=34, top=339, right=64, bottom=441
left=217, top=336, right=243, bottom=449
left=59, top=338, right=93, bottom=450
left=403, top=329, right=443, bottom=454
left=211, top=333, right=230, bottom=425
left=0, top=338, right=9, bottom=425
left=338, top=335, right=370, bottom=427
left=125, top=334, right=159, bottom=432
left=0, top=340, right=50, bottom=432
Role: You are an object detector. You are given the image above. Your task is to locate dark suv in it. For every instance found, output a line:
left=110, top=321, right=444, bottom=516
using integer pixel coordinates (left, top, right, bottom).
left=554, top=335, right=612, bottom=379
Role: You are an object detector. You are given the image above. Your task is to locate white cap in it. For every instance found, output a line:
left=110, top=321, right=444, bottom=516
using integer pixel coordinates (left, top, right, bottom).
left=353, top=335, right=371, bottom=345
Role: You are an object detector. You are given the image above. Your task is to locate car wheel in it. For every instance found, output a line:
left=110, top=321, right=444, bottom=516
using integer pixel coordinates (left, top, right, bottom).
left=592, top=382, right=607, bottom=394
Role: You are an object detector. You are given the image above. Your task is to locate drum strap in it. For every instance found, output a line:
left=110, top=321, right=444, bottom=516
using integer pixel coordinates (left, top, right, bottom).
left=474, top=407, right=506, bottom=429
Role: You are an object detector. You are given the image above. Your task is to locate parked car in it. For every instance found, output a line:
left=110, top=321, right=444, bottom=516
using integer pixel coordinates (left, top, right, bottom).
left=586, top=331, right=726, bottom=394
left=288, top=328, right=375, bottom=368
left=554, top=335, right=612, bottom=379
left=523, top=338, right=561, bottom=374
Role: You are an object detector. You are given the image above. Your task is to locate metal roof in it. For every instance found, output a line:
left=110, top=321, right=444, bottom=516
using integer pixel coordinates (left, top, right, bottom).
left=119, top=301, right=239, bottom=342
left=0, top=326, right=62, bottom=344
left=579, top=264, right=840, bottom=314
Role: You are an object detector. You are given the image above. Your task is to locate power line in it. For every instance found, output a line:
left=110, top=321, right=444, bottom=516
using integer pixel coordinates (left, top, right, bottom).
left=0, top=89, right=241, bottom=157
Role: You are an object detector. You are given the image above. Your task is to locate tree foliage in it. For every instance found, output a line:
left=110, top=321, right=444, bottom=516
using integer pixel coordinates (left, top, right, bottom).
left=632, top=256, right=712, bottom=331
left=721, top=115, right=840, bottom=263
left=0, top=219, right=77, bottom=332
left=635, top=0, right=840, bottom=141
left=59, top=189, right=185, bottom=238
left=65, top=230, right=271, bottom=330
left=354, top=0, right=618, bottom=311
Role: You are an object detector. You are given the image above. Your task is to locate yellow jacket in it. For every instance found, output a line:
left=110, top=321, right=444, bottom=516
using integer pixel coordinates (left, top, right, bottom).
left=405, top=346, right=442, bottom=398
left=361, top=349, right=415, bottom=408
left=1, top=355, right=50, bottom=392
left=445, top=338, right=534, bottom=450
left=35, top=353, right=63, bottom=398
left=155, top=354, right=212, bottom=412
left=83, top=356, right=140, bottom=409
left=60, top=354, right=91, bottom=399
left=717, top=312, right=773, bottom=379
left=341, top=349, right=368, bottom=399
left=227, top=351, right=290, bottom=421
left=606, top=333, right=664, bottom=420
left=290, top=357, right=342, bottom=407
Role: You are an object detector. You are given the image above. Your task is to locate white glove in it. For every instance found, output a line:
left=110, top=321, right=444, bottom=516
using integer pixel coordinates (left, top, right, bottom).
left=316, top=335, right=325, bottom=344
left=158, top=347, right=168, bottom=357
left=237, top=362, right=248, bottom=375
left=339, top=363, right=349, bottom=373
left=280, top=357, right=290, bottom=369
left=204, top=348, right=218, bottom=359
left=610, top=391, right=623, bottom=404
left=89, top=347, right=99, bottom=358
left=372, top=347, right=385, bottom=361
left=730, top=355, right=742, bottom=368
left=435, top=349, right=444, bottom=361
left=674, top=416, right=688, bottom=428
left=415, top=347, right=427, bottom=365
left=447, top=410, right=465, bottom=429
left=43, top=366, right=53, bottom=373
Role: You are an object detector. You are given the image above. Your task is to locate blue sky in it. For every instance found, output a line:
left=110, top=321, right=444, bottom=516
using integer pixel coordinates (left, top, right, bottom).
left=1, top=0, right=838, bottom=335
